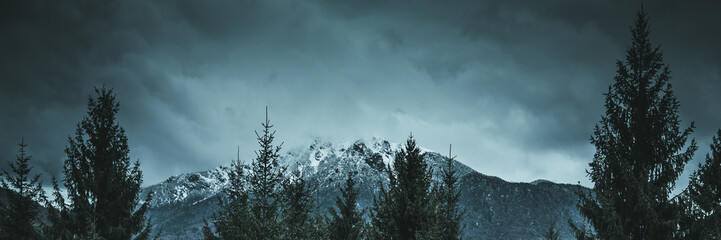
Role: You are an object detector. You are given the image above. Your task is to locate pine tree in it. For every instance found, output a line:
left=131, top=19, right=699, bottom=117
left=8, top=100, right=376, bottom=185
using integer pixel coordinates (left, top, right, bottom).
left=246, top=107, right=285, bottom=239
left=369, top=178, right=395, bottom=239
left=576, top=9, right=696, bottom=240
left=280, top=170, right=314, bottom=239
left=677, top=129, right=721, bottom=239
left=0, top=139, right=45, bottom=240
left=309, top=178, right=330, bottom=240
left=61, top=87, right=156, bottom=239
left=203, top=156, right=252, bottom=240
left=328, top=172, right=363, bottom=240
left=43, top=177, right=73, bottom=239
left=437, top=145, right=464, bottom=240
left=369, top=135, right=435, bottom=239
left=420, top=186, right=443, bottom=240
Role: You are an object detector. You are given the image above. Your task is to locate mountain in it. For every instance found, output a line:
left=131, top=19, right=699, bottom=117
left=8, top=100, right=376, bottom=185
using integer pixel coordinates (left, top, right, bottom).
left=142, top=137, right=588, bottom=239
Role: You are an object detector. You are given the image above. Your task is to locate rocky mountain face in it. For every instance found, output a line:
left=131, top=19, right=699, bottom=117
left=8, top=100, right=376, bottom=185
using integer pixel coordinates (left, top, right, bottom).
left=142, top=137, right=588, bottom=239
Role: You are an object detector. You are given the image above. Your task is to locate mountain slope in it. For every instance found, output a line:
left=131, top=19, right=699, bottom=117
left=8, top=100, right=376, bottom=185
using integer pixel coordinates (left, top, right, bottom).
left=142, top=137, right=587, bottom=239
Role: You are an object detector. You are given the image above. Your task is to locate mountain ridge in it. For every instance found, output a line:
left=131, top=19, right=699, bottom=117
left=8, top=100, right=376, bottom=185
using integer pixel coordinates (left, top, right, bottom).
left=142, top=137, right=588, bottom=239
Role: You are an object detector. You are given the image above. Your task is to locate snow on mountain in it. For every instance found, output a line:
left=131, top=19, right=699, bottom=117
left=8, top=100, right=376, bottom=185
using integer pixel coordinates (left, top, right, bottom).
left=145, top=165, right=231, bottom=207
left=142, top=137, right=587, bottom=240
left=146, top=137, right=462, bottom=207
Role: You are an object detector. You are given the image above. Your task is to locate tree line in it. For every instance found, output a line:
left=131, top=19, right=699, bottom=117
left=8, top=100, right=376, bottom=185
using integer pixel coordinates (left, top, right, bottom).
left=0, top=88, right=155, bottom=240
left=0, top=92, right=465, bottom=240
left=201, top=108, right=465, bottom=240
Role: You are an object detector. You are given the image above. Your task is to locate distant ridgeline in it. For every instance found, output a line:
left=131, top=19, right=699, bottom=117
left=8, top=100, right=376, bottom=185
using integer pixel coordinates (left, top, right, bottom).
left=142, top=137, right=589, bottom=240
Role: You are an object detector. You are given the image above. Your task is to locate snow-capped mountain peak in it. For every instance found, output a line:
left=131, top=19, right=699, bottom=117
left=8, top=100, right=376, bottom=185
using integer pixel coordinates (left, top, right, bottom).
left=142, top=137, right=588, bottom=240
left=144, top=137, right=462, bottom=207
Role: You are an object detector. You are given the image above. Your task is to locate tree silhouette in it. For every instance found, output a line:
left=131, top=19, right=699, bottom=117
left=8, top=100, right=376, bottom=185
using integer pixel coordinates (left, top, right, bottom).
left=369, top=176, right=394, bottom=239
left=576, top=9, right=696, bottom=240
left=246, top=107, right=285, bottom=239
left=203, top=156, right=252, bottom=240
left=0, top=139, right=44, bottom=239
left=44, top=177, right=73, bottom=239
left=678, top=129, right=721, bottom=239
left=369, top=135, right=436, bottom=239
left=436, top=145, right=464, bottom=240
left=328, top=172, right=363, bottom=240
left=279, top=170, right=314, bottom=239
left=60, top=87, right=156, bottom=239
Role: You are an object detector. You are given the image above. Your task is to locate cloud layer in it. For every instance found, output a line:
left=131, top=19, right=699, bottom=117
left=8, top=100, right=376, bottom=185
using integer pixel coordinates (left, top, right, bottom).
left=1, top=0, right=719, bottom=188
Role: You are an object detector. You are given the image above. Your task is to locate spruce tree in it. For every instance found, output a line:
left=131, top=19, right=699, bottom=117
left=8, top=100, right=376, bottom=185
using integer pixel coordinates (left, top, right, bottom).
left=310, top=179, right=330, bottom=240
left=246, top=107, right=285, bottom=239
left=437, top=145, right=464, bottom=240
left=279, top=170, right=314, bottom=239
left=577, top=9, right=696, bottom=240
left=369, top=135, right=435, bottom=239
left=61, top=87, right=155, bottom=239
left=0, top=139, right=45, bottom=240
left=203, top=157, right=252, bottom=240
left=677, top=129, right=721, bottom=239
left=369, top=178, right=395, bottom=239
left=44, top=177, right=73, bottom=240
left=328, top=172, right=362, bottom=240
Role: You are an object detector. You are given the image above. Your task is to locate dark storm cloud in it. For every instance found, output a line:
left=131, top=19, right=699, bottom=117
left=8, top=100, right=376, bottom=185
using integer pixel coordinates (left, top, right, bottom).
left=1, top=0, right=719, bottom=187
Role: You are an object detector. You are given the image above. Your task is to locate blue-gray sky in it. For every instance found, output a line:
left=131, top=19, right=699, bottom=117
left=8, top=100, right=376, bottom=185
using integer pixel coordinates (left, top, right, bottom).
left=1, top=0, right=719, bottom=189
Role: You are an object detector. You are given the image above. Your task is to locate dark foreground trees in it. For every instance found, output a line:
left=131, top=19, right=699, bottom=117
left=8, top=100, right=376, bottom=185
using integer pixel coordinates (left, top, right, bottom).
left=677, top=130, right=721, bottom=239
left=369, top=135, right=436, bottom=239
left=0, top=139, right=45, bottom=240
left=279, top=170, right=315, bottom=239
left=52, top=87, right=156, bottom=239
left=436, top=145, right=464, bottom=240
left=328, top=173, right=362, bottom=240
left=206, top=131, right=463, bottom=239
left=0, top=88, right=156, bottom=239
left=576, top=9, right=697, bottom=240
left=205, top=108, right=289, bottom=240
left=367, top=136, right=464, bottom=240
left=246, top=108, right=286, bottom=239
left=203, top=158, right=252, bottom=240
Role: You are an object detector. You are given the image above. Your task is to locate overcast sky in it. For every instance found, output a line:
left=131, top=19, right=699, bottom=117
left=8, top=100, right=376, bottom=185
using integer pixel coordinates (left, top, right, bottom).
left=1, top=0, right=719, bottom=189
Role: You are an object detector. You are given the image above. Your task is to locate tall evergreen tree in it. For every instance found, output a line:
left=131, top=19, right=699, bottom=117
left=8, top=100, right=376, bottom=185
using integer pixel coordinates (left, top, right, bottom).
left=328, top=172, right=362, bottom=240
left=279, top=170, right=314, bottom=239
left=369, top=135, right=435, bottom=239
left=203, top=156, right=252, bottom=240
left=577, top=9, right=697, bottom=240
left=0, top=139, right=45, bottom=240
left=436, top=145, right=464, bottom=240
left=246, top=107, right=285, bottom=239
left=61, top=87, right=156, bottom=239
left=677, top=129, right=721, bottom=239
